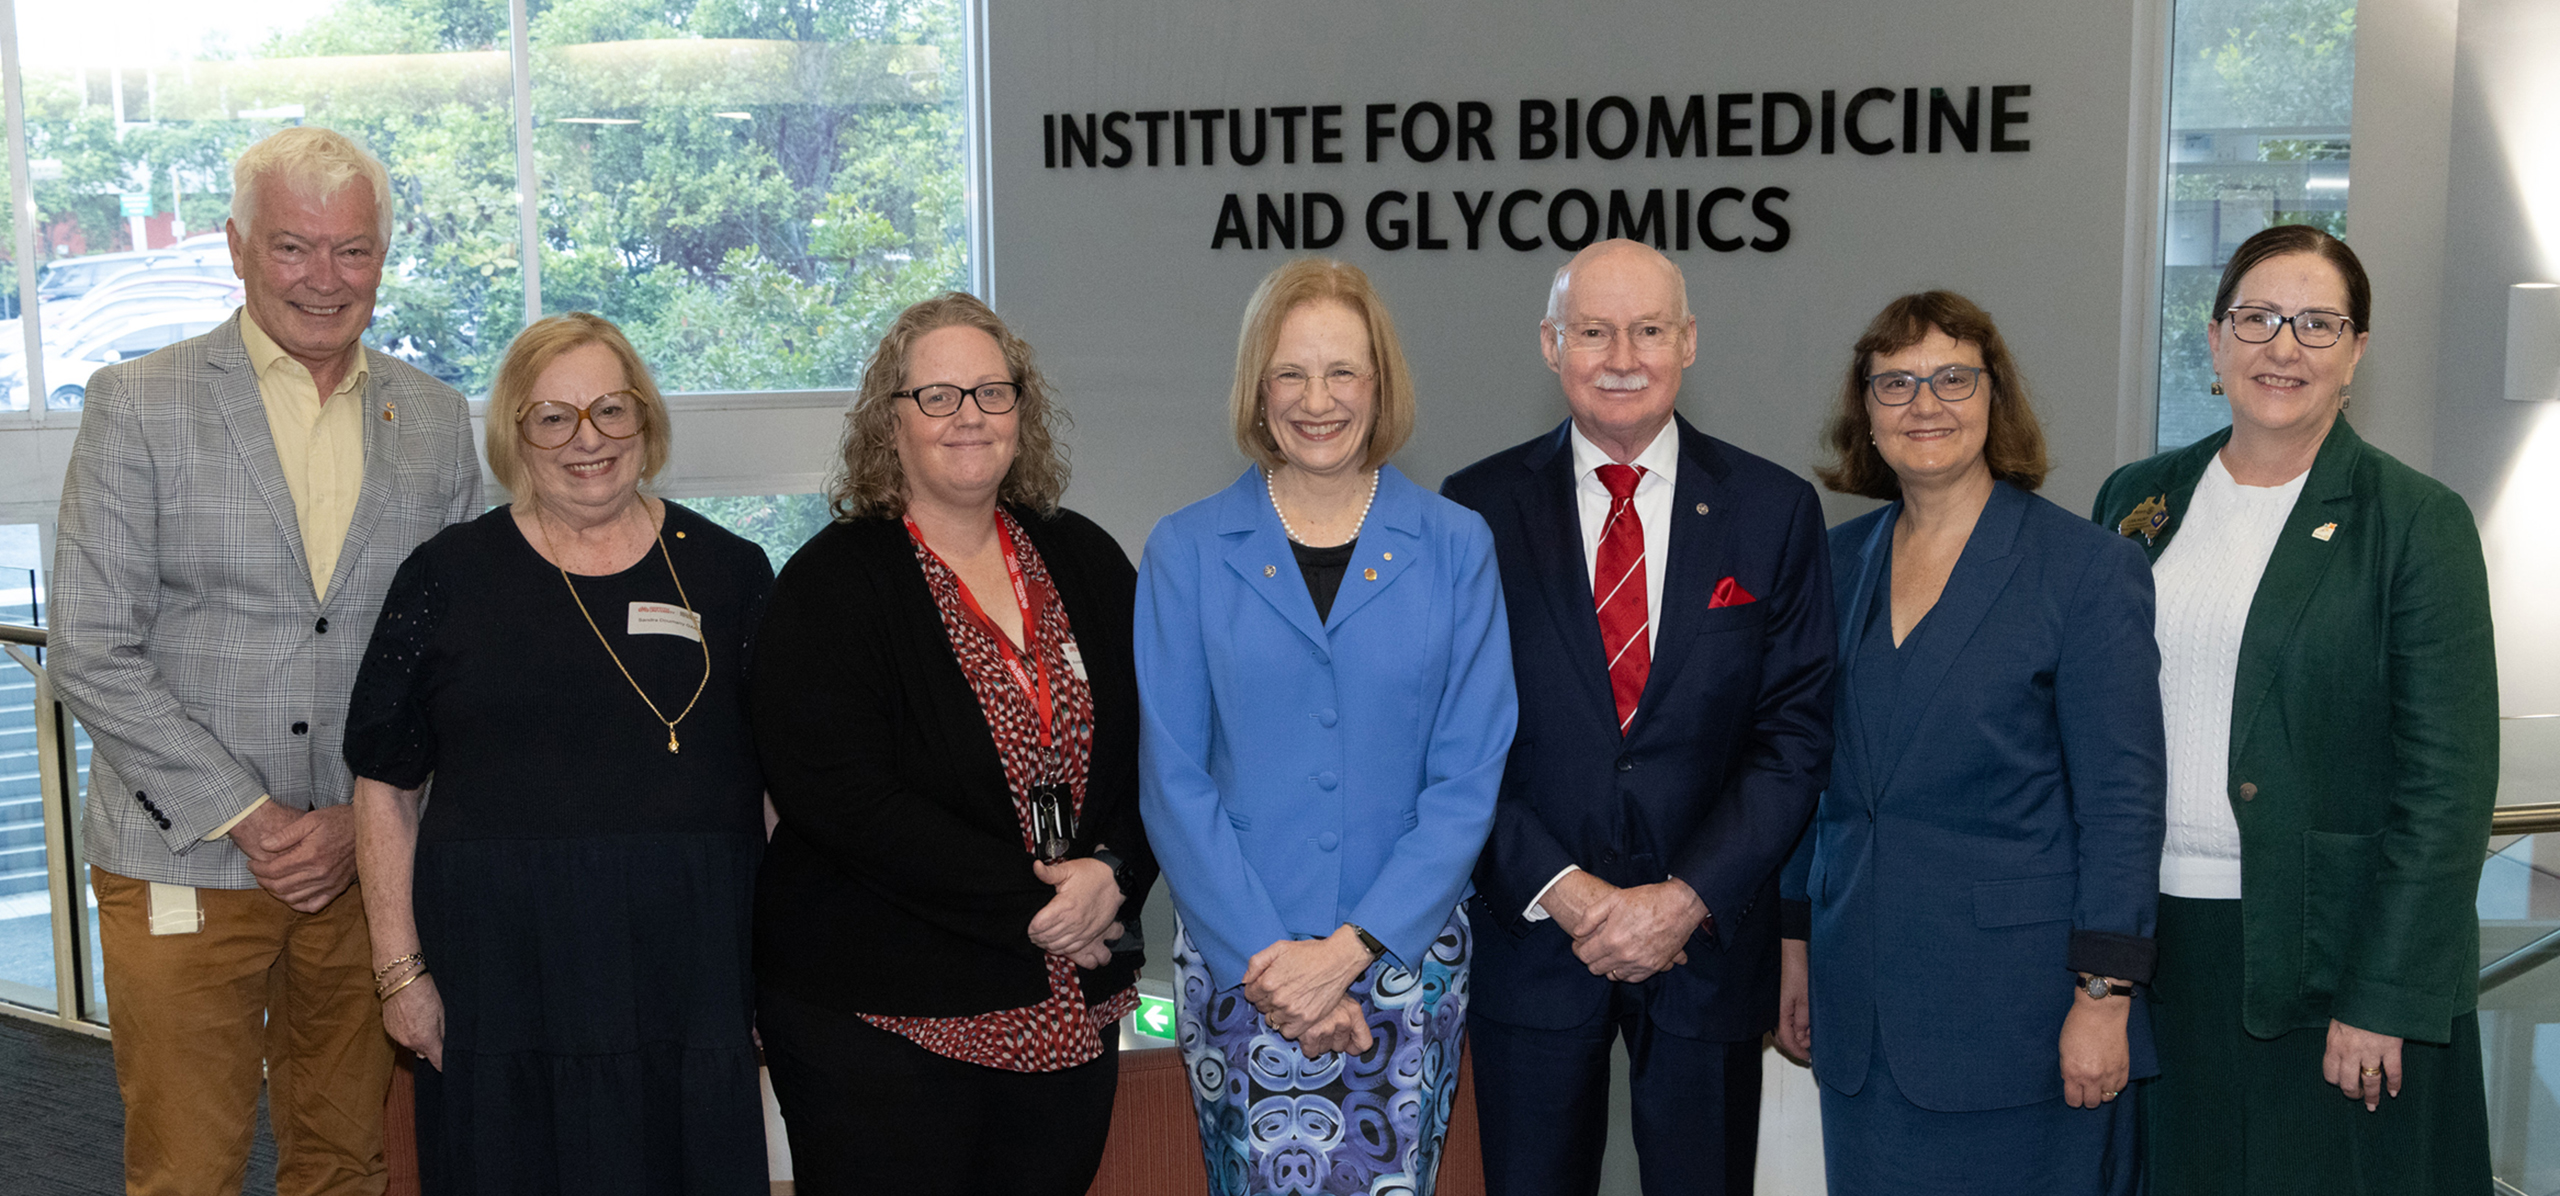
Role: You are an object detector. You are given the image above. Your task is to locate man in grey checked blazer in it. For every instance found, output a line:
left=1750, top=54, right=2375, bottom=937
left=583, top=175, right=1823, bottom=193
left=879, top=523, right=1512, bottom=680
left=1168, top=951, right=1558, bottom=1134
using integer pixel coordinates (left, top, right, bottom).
left=51, top=127, right=479, bottom=1195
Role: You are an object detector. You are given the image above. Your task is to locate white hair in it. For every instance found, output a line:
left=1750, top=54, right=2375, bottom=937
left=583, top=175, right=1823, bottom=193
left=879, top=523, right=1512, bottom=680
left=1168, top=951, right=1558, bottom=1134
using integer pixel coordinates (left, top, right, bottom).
left=1543, top=238, right=1693, bottom=328
left=231, top=126, right=395, bottom=245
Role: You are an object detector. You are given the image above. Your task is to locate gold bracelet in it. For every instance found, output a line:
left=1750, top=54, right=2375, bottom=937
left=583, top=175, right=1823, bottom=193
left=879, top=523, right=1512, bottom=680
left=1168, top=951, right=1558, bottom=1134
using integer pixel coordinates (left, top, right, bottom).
left=373, top=952, right=425, bottom=984
left=378, top=969, right=428, bottom=1002
left=373, top=957, right=425, bottom=999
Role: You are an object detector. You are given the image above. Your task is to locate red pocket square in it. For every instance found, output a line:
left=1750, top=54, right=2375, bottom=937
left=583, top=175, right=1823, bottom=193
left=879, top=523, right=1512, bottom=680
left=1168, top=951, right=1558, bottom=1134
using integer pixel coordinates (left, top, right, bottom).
left=1709, top=577, right=1755, bottom=608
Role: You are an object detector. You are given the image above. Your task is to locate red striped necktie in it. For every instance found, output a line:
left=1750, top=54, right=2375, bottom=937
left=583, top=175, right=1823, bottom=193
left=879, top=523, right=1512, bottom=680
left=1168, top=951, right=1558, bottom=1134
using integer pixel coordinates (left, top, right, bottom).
left=1594, top=463, right=1649, bottom=734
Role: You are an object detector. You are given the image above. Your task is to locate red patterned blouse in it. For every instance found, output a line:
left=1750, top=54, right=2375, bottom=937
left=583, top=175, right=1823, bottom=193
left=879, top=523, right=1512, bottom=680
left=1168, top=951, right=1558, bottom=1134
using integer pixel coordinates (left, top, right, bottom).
left=858, top=510, right=1137, bottom=1072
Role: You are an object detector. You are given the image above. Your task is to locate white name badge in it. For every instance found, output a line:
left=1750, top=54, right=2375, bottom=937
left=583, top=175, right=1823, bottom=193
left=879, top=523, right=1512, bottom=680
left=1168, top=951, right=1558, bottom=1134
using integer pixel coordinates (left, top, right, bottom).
left=628, top=602, right=703, bottom=642
left=1061, top=640, right=1088, bottom=682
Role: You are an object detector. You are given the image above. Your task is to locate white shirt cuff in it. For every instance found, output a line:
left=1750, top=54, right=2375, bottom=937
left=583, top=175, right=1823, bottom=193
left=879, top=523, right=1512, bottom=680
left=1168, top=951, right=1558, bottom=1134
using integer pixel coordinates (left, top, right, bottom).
left=205, top=794, right=271, bottom=842
left=1523, top=865, right=1584, bottom=922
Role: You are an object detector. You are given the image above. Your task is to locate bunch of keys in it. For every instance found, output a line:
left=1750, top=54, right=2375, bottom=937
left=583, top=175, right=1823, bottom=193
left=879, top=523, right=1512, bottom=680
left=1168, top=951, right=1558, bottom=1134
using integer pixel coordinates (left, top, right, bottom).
left=1031, top=783, right=1074, bottom=864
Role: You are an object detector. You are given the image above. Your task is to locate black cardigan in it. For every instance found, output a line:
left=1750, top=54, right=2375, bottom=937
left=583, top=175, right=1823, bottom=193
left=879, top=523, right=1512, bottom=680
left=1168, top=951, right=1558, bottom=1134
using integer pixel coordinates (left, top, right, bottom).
left=750, top=506, right=1155, bottom=1017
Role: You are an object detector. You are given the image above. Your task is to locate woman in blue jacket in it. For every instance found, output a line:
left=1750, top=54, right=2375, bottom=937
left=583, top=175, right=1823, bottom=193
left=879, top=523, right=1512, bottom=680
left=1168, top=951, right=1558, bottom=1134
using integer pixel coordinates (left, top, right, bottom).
left=1137, top=258, right=1515, bottom=1196
left=1777, top=291, right=2166, bottom=1194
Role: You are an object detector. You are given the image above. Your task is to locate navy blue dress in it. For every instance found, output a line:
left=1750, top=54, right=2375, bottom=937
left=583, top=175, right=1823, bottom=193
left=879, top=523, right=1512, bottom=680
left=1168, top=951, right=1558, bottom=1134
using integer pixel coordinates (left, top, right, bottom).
left=346, top=503, right=773, bottom=1196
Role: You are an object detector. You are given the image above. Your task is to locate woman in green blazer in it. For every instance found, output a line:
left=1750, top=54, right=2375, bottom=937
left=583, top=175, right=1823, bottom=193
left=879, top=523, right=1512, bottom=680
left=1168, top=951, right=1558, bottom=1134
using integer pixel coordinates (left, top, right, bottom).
left=2092, top=224, right=2496, bottom=1193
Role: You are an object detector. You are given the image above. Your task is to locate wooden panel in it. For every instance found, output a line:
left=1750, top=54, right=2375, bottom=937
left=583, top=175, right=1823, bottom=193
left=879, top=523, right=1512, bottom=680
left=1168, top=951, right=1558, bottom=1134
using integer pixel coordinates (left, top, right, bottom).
left=386, top=1056, right=419, bottom=1196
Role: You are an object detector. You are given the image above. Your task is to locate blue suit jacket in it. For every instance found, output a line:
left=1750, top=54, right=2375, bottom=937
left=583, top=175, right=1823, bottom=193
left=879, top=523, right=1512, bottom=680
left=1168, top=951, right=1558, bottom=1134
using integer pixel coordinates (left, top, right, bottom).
left=1440, top=416, right=1835, bottom=1040
left=1780, top=481, right=2166, bottom=1111
left=1136, top=464, right=1517, bottom=990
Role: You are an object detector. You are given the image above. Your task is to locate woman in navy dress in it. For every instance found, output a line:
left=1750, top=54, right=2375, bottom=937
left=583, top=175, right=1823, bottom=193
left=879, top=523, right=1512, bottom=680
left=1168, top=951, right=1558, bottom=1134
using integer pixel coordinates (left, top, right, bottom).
left=1776, top=290, right=2166, bottom=1194
left=349, top=313, right=773, bottom=1193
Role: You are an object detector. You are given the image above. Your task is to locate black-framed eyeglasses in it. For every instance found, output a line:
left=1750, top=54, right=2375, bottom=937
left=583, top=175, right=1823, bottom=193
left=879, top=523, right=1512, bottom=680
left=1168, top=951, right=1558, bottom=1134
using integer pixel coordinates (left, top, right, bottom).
left=518, top=392, right=645, bottom=449
left=2222, top=306, right=2356, bottom=349
left=1864, top=365, right=1989, bottom=406
left=895, top=381, right=1022, bottom=417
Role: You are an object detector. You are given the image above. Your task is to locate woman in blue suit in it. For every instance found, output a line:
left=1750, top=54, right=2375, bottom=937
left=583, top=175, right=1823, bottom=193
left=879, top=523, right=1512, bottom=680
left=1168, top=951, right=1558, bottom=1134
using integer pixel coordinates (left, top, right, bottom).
left=1138, top=258, right=1516, bottom=1196
left=1776, top=291, right=2166, bottom=1194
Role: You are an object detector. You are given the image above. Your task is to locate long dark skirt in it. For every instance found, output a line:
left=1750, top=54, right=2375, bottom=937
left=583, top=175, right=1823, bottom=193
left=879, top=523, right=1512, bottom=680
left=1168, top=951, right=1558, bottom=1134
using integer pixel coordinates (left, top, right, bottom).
left=1174, top=905, right=1471, bottom=1196
left=1818, top=1014, right=2138, bottom=1195
left=2145, top=895, right=2490, bottom=1194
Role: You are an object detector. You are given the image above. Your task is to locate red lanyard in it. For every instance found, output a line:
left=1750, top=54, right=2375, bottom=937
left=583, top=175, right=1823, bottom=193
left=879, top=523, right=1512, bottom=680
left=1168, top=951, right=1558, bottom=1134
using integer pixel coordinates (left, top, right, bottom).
left=907, top=512, right=1055, bottom=750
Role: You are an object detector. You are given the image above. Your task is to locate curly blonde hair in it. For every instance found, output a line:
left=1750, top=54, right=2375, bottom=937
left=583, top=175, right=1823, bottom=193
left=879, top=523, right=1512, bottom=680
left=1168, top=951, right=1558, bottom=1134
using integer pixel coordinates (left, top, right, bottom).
left=831, top=293, right=1069, bottom=519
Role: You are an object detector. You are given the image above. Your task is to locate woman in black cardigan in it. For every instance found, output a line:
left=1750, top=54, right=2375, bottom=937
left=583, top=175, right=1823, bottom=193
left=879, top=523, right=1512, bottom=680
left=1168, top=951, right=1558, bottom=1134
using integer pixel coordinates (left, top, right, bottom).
left=750, top=293, right=1154, bottom=1196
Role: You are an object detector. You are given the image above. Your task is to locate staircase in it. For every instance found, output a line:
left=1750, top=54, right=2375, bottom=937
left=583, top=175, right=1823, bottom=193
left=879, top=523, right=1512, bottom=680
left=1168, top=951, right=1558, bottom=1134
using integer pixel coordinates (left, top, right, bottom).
left=0, top=666, right=44, bottom=899
left=0, top=594, right=84, bottom=902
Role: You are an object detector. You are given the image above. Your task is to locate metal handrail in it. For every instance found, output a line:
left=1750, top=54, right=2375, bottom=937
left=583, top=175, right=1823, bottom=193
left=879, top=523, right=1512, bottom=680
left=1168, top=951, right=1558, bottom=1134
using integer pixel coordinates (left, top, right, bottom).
left=0, top=622, right=43, bottom=647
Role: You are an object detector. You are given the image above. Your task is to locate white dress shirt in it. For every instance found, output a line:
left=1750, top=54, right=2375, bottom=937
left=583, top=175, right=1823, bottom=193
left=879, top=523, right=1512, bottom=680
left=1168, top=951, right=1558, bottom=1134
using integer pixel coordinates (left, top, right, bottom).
left=1527, top=418, right=1681, bottom=921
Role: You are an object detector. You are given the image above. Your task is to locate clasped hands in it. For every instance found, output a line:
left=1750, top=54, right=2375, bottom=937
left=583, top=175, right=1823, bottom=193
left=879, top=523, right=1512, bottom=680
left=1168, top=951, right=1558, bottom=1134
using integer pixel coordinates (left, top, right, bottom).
left=228, top=801, right=357, bottom=913
left=1028, top=857, right=1124, bottom=969
left=1243, top=928, right=1378, bottom=1059
left=1542, top=870, right=1703, bottom=984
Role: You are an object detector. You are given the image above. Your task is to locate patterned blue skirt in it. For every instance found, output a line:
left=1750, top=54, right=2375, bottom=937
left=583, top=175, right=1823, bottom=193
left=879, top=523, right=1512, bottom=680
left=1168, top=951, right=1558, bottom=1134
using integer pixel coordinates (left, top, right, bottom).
left=1173, top=905, right=1471, bottom=1196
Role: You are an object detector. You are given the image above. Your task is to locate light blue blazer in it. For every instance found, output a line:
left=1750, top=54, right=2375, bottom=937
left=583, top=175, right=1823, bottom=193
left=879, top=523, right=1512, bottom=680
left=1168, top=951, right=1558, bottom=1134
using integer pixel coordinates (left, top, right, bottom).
left=1137, top=465, right=1517, bottom=990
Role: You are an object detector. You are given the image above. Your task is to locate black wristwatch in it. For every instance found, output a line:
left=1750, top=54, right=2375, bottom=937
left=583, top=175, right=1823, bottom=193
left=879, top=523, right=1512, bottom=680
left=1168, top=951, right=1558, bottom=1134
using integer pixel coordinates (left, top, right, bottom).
left=1088, top=846, right=1129, bottom=892
left=1350, top=923, right=1389, bottom=960
left=2080, top=973, right=2133, bottom=1000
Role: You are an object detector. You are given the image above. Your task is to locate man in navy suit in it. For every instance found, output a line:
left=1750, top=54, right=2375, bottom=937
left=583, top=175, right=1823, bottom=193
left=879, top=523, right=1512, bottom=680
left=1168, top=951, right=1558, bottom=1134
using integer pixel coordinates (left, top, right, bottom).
left=1441, top=239, right=1834, bottom=1195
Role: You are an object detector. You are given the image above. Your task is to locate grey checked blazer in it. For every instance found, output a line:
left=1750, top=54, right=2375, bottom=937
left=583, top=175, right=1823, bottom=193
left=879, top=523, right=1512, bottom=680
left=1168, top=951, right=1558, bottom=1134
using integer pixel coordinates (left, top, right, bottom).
left=53, top=311, right=481, bottom=889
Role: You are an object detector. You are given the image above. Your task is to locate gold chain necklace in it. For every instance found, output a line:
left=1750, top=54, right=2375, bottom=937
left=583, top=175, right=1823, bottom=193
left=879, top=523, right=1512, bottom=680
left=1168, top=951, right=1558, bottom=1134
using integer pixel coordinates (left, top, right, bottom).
left=536, top=503, right=711, bottom=754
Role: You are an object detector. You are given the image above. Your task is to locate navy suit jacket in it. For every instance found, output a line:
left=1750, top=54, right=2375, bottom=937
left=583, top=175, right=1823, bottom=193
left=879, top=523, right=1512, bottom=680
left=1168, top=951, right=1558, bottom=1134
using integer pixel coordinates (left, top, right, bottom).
left=1441, top=415, right=1835, bottom=1040
left=1780, top=481, right=2165, bottom=1111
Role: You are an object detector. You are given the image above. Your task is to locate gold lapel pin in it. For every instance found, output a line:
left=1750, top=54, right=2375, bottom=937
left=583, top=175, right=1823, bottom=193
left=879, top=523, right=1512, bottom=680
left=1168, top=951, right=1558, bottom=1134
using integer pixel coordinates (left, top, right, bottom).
left=1363, top=568, right=1378, bottom=581
left=1381, top=552, right=1392, bottom=561
left=381, top=403, right=396, bottom=421
left=1264, top=565, right=1277, bottom=577
left=1695, top=502, right=1709, bottom=515
left=2312, top=522, right=2337, bottom=541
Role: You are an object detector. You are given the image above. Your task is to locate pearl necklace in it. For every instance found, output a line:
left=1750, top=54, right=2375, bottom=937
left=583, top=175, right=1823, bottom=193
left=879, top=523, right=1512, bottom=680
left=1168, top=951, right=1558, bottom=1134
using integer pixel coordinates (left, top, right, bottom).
left=1268, top=467, right=1379, bottom=547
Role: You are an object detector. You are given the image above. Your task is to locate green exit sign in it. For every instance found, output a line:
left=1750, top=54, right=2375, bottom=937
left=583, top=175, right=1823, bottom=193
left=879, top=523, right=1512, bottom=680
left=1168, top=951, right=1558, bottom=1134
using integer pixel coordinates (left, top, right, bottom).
left=1132, top=994, right=1175, bottom=1040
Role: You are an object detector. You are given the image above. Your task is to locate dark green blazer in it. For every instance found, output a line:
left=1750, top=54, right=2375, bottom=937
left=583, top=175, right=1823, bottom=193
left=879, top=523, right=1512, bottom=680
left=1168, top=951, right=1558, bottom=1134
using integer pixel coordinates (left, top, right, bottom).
left=2092, top=418, right=2497, bottom=1044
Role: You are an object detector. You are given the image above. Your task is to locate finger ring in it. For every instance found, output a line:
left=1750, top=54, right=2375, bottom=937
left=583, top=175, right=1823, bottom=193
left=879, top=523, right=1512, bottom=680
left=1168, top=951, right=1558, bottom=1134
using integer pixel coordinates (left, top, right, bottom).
left=2103, top=1090, right=2118, bottom=1100
left=2361, top=1066, right=2382, bottom=1077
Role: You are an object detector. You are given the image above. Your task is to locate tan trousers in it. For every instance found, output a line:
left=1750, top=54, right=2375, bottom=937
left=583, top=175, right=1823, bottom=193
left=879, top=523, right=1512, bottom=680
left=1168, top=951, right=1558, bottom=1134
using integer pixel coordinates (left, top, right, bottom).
left=94, top=867, right=396, bottom=1196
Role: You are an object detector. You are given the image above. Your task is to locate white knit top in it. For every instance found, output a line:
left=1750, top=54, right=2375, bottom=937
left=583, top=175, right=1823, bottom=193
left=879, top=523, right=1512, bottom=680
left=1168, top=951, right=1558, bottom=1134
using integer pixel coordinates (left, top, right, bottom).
left=2152, top=454, right=2309, bottom=899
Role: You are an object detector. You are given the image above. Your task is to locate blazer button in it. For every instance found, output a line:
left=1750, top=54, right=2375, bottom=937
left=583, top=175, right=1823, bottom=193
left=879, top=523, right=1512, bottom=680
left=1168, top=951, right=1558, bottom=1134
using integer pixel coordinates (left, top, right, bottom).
left=315, top=617, right=330, bottom=634
left=2238, top=782, right=2258, bottom=801
left=1316, top=771, right=1339, bottom=791
left=292, top=722, right=309, bottom=735
left=1315, top=709, right=1339, bottom=728
left=1317, top=831, right=1340, bottom=851
left=1615, top=756, right=1633, bottom=773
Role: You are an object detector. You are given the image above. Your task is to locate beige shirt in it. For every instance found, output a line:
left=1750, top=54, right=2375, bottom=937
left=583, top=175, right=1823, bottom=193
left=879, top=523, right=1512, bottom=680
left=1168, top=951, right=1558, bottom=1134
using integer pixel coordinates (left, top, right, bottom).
left=242, top=312, right=368, bottom=601
left=208, top=315, right=370, bottom=842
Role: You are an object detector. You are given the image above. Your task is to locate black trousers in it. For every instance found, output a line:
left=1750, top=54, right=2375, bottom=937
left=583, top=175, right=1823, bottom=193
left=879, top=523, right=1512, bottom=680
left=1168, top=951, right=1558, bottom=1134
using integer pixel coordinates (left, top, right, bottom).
left=757, top=982, right=1120, bottom=1196
left=1468, top=981, right=1764, bottom=1196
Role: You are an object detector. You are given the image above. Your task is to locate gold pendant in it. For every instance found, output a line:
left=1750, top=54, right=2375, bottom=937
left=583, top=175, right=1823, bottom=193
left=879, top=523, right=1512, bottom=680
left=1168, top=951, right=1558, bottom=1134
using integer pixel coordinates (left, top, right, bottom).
left=668, top=731, right=680, bottom=754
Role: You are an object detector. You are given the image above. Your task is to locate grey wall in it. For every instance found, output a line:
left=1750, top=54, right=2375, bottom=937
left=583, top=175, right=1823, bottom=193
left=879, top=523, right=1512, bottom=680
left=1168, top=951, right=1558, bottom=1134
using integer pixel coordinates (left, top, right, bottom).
left=985, top=0, right=2158, bottom=551
left=2433, top=0, right=2560, bottom=722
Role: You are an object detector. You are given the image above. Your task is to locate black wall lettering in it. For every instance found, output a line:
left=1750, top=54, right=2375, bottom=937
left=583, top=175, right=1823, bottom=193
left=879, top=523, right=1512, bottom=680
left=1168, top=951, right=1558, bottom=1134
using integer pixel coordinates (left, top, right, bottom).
left=1763, top=93, right=1812, bottom=156
left=1991, top=85, right=2032, bottom=152
left=1549, top=188, right=1600, bottom=250
left=1647, top=95, right=1707, bottom=158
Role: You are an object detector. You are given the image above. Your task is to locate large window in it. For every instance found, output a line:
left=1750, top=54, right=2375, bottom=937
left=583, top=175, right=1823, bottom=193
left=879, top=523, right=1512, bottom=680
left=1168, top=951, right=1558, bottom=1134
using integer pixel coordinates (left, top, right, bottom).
left=1, top=0, right=969, bottom=409
left=2154, top=0, right=2356, bottom=449
left=0, top=0, right=973, bottom=1031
